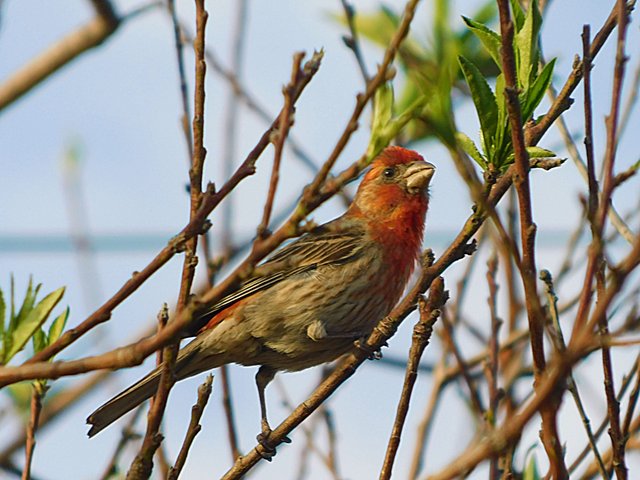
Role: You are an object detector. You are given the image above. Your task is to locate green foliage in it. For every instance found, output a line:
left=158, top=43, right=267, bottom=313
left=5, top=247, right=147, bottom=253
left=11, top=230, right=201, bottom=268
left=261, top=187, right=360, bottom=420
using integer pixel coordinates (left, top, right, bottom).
left=366, top=83, right=429, bottom=162
left=458, top=0, right=556, bottom=171
left=523, top=454, right=541, bottom=480
left=335, top=0, right=500, bottom=148
left=0, top=276, right=68, bottom=365
left=336, top=0, right=556, bottom=173
left=1, top=277, right=69, bottom=408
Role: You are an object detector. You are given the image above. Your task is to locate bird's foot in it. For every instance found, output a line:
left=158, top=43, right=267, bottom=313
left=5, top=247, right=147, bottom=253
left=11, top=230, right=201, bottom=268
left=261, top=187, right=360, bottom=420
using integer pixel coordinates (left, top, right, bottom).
left=255, top=423, right=291, bottom=461
left=354, top=337, right=385, bottom=360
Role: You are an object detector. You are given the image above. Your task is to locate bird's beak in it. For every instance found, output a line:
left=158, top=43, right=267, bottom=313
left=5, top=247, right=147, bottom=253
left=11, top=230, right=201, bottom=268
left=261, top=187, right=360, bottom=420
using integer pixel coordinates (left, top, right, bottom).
left=404, top=160, right=435, bottom=194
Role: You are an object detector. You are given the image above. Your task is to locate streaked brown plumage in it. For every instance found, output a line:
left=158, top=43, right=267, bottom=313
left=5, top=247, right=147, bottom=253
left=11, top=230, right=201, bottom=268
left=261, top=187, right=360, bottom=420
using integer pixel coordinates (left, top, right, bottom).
left=87, top=146, right=435, bottom=439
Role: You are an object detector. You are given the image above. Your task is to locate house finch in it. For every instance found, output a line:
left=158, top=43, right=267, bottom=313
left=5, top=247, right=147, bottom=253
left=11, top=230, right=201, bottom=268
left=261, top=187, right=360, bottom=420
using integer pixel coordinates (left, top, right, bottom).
left=87, top=146, right=435, bottom=443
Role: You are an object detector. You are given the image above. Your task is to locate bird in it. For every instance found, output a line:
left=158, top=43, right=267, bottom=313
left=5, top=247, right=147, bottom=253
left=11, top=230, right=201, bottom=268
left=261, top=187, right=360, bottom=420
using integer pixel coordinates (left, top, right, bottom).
left=87, top=146, right=435, bottom=447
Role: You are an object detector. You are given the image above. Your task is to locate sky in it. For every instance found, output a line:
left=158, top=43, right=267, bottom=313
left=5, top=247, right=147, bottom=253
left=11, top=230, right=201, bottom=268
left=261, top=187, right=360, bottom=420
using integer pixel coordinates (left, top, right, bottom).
left=0, top=0, right=639, bottom=479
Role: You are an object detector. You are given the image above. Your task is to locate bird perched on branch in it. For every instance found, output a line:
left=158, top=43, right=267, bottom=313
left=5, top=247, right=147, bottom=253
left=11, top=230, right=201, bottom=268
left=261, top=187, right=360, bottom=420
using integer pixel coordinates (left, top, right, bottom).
left=87, top=146, right=435, bottom=449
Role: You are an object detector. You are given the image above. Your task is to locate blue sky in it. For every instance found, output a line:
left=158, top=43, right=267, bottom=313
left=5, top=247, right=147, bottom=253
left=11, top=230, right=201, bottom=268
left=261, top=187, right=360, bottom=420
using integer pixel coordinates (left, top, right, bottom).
left=1, top=1, right=639, bottom=478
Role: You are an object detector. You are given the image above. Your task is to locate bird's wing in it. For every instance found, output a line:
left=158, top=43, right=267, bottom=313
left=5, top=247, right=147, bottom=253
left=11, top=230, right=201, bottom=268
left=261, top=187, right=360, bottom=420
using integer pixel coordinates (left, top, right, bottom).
left=187, top=223, right=366, bottom=334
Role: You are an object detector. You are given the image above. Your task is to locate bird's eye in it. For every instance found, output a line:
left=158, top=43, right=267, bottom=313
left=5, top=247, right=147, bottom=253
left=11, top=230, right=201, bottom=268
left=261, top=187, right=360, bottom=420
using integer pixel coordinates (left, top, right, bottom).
left=383, top=167, right=395, bottom=178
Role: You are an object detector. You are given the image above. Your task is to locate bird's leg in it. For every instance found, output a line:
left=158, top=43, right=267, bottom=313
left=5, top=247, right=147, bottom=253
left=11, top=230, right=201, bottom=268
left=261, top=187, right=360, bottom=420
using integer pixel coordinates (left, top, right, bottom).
left=256, top=366, right=275, bottom=438
left=254, top=366, right=290, bottom=460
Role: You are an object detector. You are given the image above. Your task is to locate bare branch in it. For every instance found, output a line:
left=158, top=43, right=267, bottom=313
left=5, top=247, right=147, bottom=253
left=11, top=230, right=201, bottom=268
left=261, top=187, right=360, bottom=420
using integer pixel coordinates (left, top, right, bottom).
left=167, top=375, right=213, bottom=480
left=380, top=278, right=447, bottom=480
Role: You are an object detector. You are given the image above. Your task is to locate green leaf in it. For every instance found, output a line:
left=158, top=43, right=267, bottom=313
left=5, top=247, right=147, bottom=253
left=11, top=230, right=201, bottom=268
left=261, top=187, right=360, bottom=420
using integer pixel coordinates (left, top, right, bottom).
left=462, top=16, right=501, bottom=67
left=6, top=287, right=65, bottom=362
left=458, top=55, right=498, bottom=158
left=334, top=7, right=424, bottom=65
left=367, top=83, right=395, bottom=161
left=32, top=328, right=46, bottom=353
left=526, top=146, right=556, bottom=158
left=0, top=289, right=5, bottom=363
left=10, top=276, right=15, bottom=329
left=522, top=59, right=555, bottom=120
left=509, top=0, right=525, bottom=31
left=505, top=146, right=556, bottom=164
left=434, top=0, right=450, bottom=62
left=7, top=382, right=33, bottom=413
left=11, top=277, right=34, bottom=333
left=372, top=83, right=393, bottom=136
left=472, top=0, right=498, bottom=25
left=515, top=0, right=542, bottom=90
left=48, top=307, right=69, bottom=344
left=0, top=289, right=5, bottom=346
left=456, top=132, right=487, bottom=168
left=523, top=454, right=541, bottom=480
left=493, top=73, right=508, bottom=162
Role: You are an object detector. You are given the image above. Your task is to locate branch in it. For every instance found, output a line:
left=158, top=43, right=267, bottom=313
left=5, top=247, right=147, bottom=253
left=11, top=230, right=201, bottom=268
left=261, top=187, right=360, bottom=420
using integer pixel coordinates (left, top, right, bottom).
left=256, top=52, right=303, bottom=239
left=379, top=278, right=447, bottom=480
left=0, top=0, right=122, bottom=111
left=98, top=406, right=144, bottom=480
left=21, top=385, right=46, bottom=480
left=0, top=370, right=110, bottom=465
left=340, top=0, right=370, bottom=84
left=167, top=375, right=213, bottom=480
left=497, top=1, right=565, bottom=475
left=524, top=0, right=636, bottom=146
left=0, top=52, right=324, bottom=386
left=127, top=1, right=209, bottom=476
left=167, top=0, right=193, bottom=161
left=220, top=0, right=249, bottom=252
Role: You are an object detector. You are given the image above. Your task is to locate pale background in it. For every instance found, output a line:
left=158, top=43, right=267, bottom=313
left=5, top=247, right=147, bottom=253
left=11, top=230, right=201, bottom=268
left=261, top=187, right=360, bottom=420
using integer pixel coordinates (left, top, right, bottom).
left=1, top=1, right=639, bottom=478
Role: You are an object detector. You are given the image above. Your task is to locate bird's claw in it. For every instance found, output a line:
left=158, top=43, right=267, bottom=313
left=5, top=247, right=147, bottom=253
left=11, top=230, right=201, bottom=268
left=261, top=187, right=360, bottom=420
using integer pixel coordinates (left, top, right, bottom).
left=353, top=337, right=384, bottom=360
left=256, top=427, right=291, bottom=461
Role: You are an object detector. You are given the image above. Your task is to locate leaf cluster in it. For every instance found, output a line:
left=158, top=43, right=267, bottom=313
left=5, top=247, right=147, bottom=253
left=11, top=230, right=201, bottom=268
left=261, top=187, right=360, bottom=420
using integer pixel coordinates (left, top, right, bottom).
left=1, top=277, right=68, bottom=405
left=340, top=0, right=499, bottom=147
left=457, top=0, right=556, bottom=170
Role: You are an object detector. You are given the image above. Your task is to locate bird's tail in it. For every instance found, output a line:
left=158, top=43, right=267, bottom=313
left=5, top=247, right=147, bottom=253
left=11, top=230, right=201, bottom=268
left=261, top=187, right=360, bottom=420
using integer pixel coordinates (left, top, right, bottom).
left=87, top=338, right=224, bottom=437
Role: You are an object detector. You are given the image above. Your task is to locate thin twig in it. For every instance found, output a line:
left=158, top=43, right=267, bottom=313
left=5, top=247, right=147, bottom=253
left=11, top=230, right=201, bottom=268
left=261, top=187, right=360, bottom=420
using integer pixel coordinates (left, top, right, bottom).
left=167, top=0, right=193, bottom=161
left=540, top=270, right=608, bottom=479
left=128, top=2, right=209, bottom=477
left=573, top=3, right=631, bottom=477
left=256, top=52, right=303, bottom=239
left=220, top=0, right=249, bottom=253
left=407, top=357, right=447, bottom=480
left=568, top=350, right=640, bottom=473
left=525, top=0, right=636, bottom=146
left=169, top=0, right=244, bottom=462
left=1, top=53, right=324, bottom=387
left=218, top=366, right=241, bottom=461
left=440, top=309, right=485, bottom=418
left=546, top=75, right=634, bottom=245
left=0, top=370, right=111, bottom=464
left=497, top=1, right=565, bottom=476
left=485, top=253, right=502, bottom=480
left=0, top=0, right=121, bottom=110
left=582, top=415, right=640, bottom=479
left=617, top=56, right=640, bottom=142
left=340, top=0, right=370, bottom=84
left=167, top=375, right=213, bottom=480
left=380, top=278, right=447, bottom=480
left=22, top=385, right=46, bottom=480
left=174, top=16, right=356, bottom=219
left=622, top=360, right=640, bottom=442
left=98, top=406, right=144, bottom=480
left=273, top=377, right=340, bottom=476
